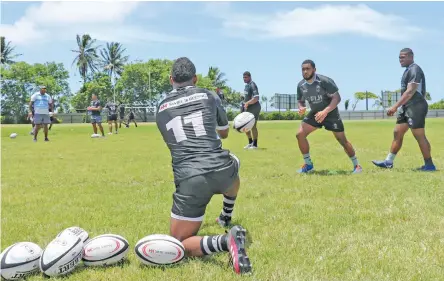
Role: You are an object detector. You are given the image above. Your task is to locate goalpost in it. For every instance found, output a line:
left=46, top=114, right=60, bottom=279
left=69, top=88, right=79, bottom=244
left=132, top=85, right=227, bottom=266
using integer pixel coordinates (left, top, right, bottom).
left=122, top=105, right=156, bottom=122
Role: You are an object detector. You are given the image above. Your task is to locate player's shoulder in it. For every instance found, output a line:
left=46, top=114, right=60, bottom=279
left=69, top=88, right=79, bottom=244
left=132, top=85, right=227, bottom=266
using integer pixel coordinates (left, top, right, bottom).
left=317, top=74, right=334, bottom=83
left=297, top=79, right=306, bottom=87
left=408, top=63, right=423, bottom=73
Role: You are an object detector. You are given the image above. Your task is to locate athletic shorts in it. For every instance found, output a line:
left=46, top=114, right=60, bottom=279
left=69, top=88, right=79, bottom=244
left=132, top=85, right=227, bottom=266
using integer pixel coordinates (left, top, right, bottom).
left=33, top=114, right=51, bottom=125
left=50, top=116, right=54, bottom=122
left=119, top=115, right=125, bottom=120
left=303, top=110, right=344, bottom=132
left=91, top=115, right=102, bottom=124
left=171, top=153, right=240, bottom=221
left=247, top=104, right=261, bottom=121
left=396, top=100, right=428, bottom=129
left=108, top=114, right=117, bottom=121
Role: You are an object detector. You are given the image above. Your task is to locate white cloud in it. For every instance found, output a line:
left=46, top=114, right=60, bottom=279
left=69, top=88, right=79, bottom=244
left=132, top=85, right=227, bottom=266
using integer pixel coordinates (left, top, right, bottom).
left=205, top=3, right=422, bottom=42
left=0, top=1, right=189, bottom=45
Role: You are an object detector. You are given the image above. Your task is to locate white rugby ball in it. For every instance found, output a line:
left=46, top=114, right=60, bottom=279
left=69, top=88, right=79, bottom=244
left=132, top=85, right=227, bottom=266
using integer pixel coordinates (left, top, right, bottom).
left=135, top=234, right=185, bottom=266
left=9, top=133, right=17, bottom=139
left=39, top=235, right=83, bottom=277
left=56, top=226, right=89, bottom=243
left=233, top=112, right=256, bottom=133
left=0, top=242, right=42, bottom=280
left=82, top=234, right=129, bottom=266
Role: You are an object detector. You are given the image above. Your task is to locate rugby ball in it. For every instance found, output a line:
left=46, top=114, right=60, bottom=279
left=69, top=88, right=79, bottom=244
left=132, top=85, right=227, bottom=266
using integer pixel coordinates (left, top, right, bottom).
left=0, top=242, right=42, bottom=280
left=39, top=235, right=83, bottom=277
left=82, top=234, right=129, bottom=266
left=233, top=112, right=255, bottom=133
left=56, top=226, right=89, bottom=243
left=9, top=133, right=17, bottom=139
left=135, top=234, right=185, bottom=266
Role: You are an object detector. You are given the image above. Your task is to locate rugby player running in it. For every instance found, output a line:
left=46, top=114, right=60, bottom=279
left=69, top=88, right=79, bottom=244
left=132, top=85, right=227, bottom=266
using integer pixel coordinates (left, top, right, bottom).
left=296, top=60, right=362, bottom=174
left=372, top=48, right=436, bottom=171
left=156, top=57, right=252, bottom=274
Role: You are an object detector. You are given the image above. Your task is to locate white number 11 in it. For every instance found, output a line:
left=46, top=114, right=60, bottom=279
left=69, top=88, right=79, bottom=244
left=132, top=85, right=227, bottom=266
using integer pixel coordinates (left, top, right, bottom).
left=166, top=111, right=207, bottom=143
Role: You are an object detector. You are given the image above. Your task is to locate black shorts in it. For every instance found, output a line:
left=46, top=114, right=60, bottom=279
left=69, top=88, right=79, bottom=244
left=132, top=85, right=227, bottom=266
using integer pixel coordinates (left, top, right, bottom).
left=50, top=116, right=54, bottom=122
left=303, top=110, right=344, bottom=132
left=108, top=114, right=117, bottom=121
left=171, top=153, right=240, bottom=221
left=119, top=115, right=125, bottom=120
left=396, top=100, right=428, bottom=129
left=247, top=104, right=261, bottom=121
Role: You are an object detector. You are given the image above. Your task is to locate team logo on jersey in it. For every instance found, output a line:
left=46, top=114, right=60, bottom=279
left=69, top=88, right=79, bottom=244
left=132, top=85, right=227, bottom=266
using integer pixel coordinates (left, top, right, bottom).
left=316, top=85, right=321, bottom=93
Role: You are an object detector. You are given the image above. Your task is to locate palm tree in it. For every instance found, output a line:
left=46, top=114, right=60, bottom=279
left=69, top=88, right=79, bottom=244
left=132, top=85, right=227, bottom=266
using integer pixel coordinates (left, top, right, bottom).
left=71, top=34, right=100, bottom=83
left=207, top=67, right=228, bottom=88
left=100, top=42, right=129, bottom=103
left=1, top=37, right=22, bottom=65
left=100, top=42, right=129, bottom=82
left=261, top=96, right=268, bottom=112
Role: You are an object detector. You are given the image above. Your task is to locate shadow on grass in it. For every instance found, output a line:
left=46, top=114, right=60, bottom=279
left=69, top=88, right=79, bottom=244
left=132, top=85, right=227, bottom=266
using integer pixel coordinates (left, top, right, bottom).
left=310, top=169, right=352, bottom=176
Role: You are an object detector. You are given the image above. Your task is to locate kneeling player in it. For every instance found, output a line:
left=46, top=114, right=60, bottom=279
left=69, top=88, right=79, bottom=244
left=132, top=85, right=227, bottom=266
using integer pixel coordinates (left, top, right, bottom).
left=156, top=57, right=252, bottom=274
left=296, top=60, right=362, bottom=174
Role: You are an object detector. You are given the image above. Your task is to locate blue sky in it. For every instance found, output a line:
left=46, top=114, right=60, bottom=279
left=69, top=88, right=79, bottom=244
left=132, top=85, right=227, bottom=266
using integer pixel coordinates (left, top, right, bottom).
left=1, top=1, right=443, bottom=110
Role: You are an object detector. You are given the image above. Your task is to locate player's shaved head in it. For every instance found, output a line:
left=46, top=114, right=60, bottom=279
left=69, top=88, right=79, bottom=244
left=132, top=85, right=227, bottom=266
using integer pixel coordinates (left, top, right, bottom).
left=302, top=59, right=315, bottom=68
left=400, top=48, right=414, bottom=56
left=171, top=57, right=196, bottom=84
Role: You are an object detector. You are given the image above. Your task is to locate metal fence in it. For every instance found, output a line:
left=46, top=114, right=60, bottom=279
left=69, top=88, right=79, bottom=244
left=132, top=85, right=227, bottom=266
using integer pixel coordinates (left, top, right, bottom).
left=337, top=109, right=444, bottom=120
left=47, top=109, right=444, bottom=124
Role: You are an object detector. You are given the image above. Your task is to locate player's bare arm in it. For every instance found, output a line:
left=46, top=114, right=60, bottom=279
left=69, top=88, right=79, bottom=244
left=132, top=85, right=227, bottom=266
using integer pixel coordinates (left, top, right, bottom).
left=298, top=100, right=306, bottom=115
left=28, top=100, right=34, bottom=117
left=387, top=83, right=418, bottom=116
left=315, top=92, right=340, bottom=123
left=217, top=128, right=229, bottom=139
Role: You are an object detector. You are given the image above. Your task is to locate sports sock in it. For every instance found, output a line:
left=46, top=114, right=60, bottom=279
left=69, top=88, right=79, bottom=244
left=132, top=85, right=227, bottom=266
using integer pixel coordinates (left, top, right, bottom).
left=303, top=153, right=313, bottom=165
left=350, top=156, right=359, bottom=166
left=221, top=195, right=236, bottom=219
left=253, top=139, right=258, bottom=147
left=424, top=157, right=434, bottom=166
left=386, top=153, right=396, bottom=163
left=248, top=138, right=253, bottom=144
left=200, top=235, right=228, bottom=255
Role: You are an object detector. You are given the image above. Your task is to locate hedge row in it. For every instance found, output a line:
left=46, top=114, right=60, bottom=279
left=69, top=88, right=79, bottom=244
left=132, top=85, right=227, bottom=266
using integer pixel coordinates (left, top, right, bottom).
left=226, top=110, right=306, bottom=121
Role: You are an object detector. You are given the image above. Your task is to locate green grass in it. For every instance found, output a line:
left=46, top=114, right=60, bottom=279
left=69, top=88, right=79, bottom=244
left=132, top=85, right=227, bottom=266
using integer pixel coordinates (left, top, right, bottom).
left=1, top=119, right=444, bottom=281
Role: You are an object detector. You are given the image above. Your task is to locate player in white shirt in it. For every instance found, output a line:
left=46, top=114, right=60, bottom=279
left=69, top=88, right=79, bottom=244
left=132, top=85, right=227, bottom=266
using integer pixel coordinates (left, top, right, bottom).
left=28, top=86, right=53, bottom=142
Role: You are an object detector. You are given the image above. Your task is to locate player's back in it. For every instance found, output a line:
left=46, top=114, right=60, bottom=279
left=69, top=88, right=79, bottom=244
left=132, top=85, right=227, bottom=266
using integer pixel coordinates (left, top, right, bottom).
left=156, top=86, right=231, bottom=183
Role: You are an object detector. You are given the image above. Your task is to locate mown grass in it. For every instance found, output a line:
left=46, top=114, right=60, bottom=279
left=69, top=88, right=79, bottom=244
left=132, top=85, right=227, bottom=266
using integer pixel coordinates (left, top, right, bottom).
left=1, top=119, right=443, bottom=281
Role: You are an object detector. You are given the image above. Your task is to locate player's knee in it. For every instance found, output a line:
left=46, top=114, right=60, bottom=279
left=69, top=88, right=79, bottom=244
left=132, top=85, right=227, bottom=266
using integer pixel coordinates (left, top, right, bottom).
left=296, top=130, right=306, bottom=140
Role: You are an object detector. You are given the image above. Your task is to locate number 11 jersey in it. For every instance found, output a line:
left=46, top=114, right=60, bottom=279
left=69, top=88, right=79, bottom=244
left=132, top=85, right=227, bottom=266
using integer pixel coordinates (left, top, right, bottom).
left=156, top=86, right=231, bottom=184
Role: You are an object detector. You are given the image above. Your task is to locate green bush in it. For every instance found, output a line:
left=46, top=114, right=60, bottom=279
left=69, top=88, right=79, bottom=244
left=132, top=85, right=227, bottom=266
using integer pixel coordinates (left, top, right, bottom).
left=227, top=110, right=307, bottom=121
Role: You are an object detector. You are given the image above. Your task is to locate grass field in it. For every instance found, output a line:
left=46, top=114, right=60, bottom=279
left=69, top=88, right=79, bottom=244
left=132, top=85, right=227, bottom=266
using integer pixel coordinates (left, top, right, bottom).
left=1, top=119, right=444, bottom=281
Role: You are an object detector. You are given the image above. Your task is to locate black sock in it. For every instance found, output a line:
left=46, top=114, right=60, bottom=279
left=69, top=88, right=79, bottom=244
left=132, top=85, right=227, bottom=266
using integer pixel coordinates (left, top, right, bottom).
left=424, top=157, right=434, bottom=166
left=200, top=235, right=228, bottom=255
left=248, top=138, right=253, bottom=144
left=220, top=195, right=236, bottom=219
left=253, top=139, right=257, bottom=147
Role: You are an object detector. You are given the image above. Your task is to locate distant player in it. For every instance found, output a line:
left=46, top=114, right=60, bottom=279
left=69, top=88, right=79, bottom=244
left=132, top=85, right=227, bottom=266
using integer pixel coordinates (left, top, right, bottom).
left=48, top=101, right=55, bottom=131
left=28, top=86, right=52, bottom=142
left=118, top=104, right=126, bottom=128
left=372, top=48, right=436, bottom=171
left=126, top=109, right=137, bottom=128
left=242, top=71, right=261, bottom=149
left=105, top=100, right=118, bottom=134
left=87, top=94, right=105, bottom=137
left=296, top=60, right=362, bottom=174
left=156, top=57, right=251, bottom=274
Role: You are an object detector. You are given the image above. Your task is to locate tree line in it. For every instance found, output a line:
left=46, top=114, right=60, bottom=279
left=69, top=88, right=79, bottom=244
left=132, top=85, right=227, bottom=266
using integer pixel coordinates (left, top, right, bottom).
left=1, top=35, right=243, bottom=123
left=1, top=35, right=443, bottom=124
